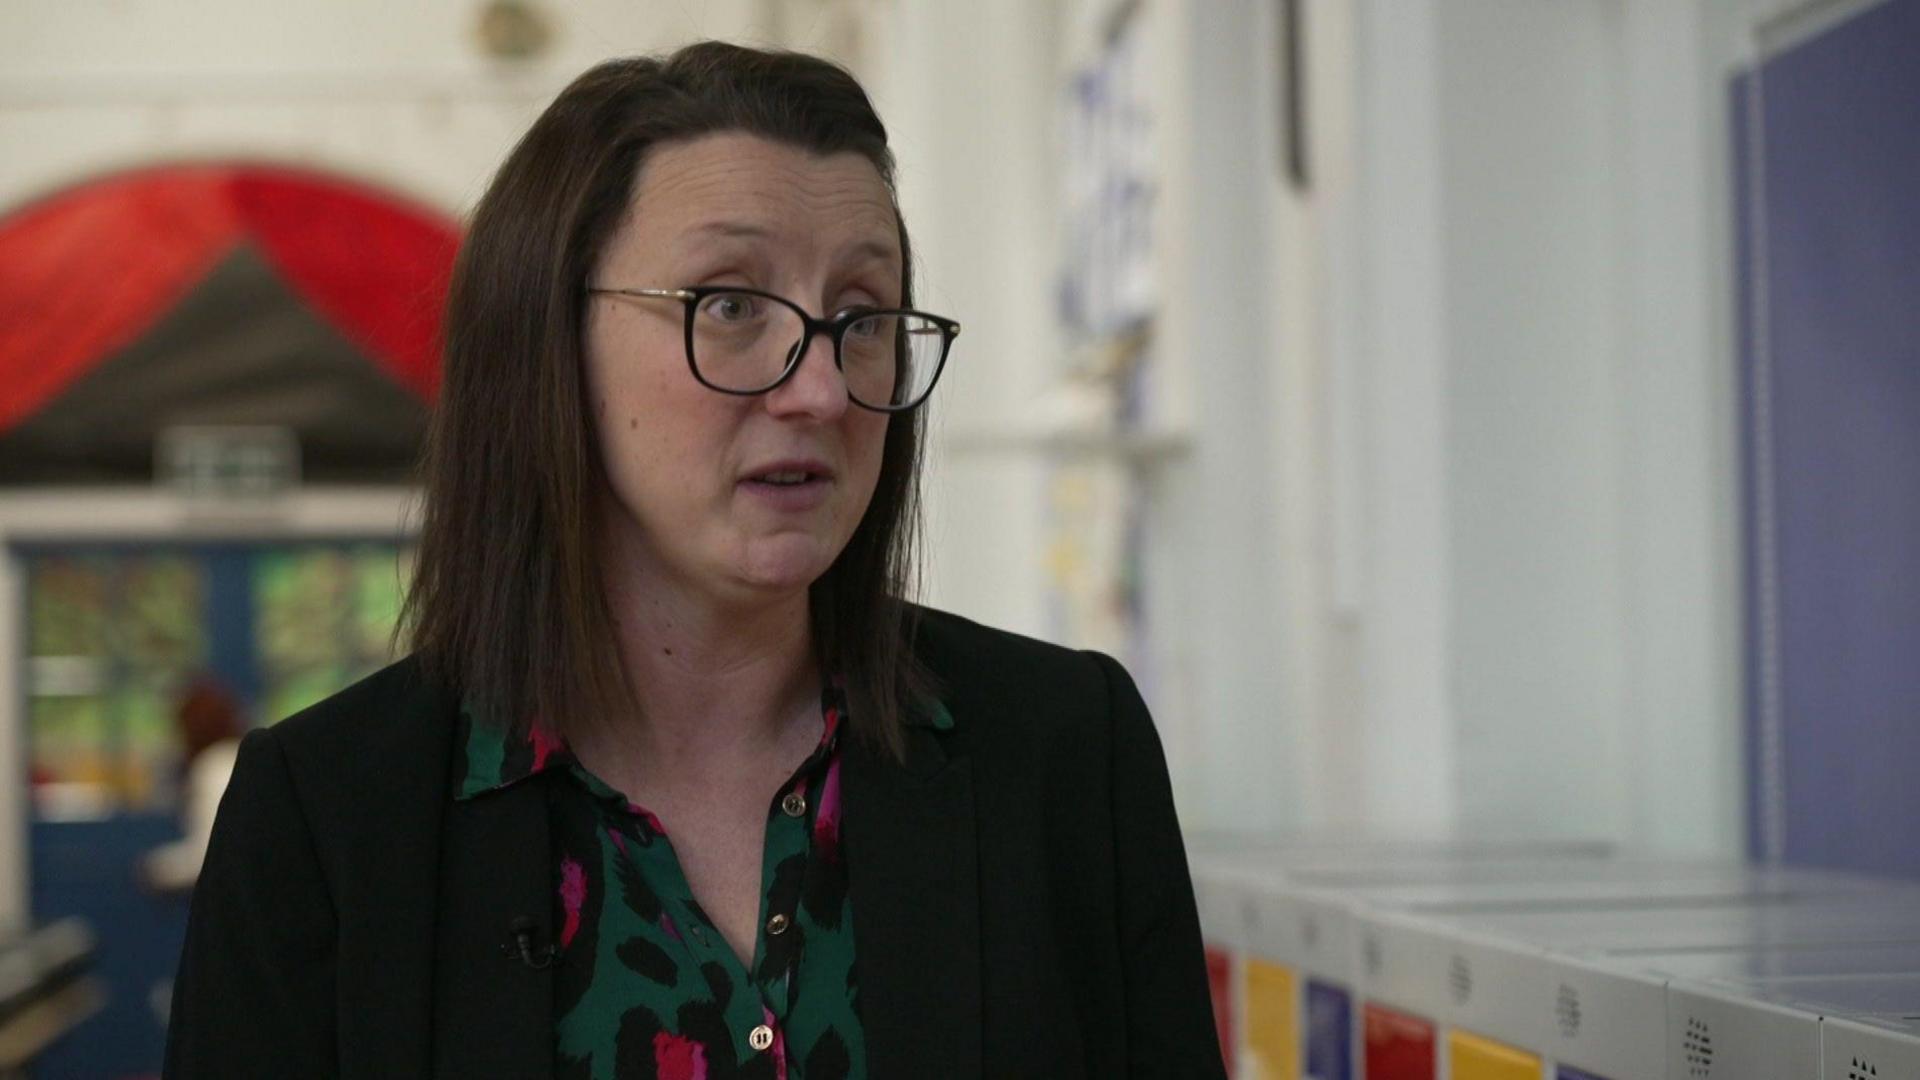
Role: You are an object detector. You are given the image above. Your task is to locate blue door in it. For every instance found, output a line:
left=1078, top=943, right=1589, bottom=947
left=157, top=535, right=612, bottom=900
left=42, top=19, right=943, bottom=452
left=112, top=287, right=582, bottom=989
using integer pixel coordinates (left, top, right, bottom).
left=18, top=541, right=408, bottom=1078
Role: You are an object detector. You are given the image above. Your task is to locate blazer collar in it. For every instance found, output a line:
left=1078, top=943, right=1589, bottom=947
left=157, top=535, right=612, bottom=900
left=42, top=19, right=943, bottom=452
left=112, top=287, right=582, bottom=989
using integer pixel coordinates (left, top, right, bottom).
left=326, top=661, right=455, bottom=1078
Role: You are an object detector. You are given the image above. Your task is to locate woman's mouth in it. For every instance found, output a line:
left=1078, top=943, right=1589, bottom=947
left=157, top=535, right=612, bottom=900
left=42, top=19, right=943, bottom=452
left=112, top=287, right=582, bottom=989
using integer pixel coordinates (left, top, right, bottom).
left=740, top=464, right=833, bottom=510
left=755, top=470, right=813, bottom=485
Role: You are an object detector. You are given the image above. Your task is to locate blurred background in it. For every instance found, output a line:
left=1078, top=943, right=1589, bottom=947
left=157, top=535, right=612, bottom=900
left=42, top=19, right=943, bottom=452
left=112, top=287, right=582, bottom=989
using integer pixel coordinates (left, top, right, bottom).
left=0, top=0, right=1915, bottom=1074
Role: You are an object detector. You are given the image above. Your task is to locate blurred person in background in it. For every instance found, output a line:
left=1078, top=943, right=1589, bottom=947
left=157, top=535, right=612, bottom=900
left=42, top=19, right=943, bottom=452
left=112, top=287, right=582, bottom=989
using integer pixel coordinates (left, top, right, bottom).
left=163, top=41, right=1221, bottom=1079
left=140, top=675, right=245, bottom=896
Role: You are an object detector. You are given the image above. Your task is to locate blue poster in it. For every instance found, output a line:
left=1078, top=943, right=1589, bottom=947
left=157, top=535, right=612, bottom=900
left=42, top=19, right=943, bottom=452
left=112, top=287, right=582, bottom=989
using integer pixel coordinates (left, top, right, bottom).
left=1736, top=0, right=1920, bottom=878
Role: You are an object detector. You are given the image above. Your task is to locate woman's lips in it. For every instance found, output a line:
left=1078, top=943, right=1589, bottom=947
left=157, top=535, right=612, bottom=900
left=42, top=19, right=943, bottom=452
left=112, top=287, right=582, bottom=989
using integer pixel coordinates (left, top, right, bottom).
left=738, top=457, right=834, bottom=511
left=739, top=474, right=832, bottom=511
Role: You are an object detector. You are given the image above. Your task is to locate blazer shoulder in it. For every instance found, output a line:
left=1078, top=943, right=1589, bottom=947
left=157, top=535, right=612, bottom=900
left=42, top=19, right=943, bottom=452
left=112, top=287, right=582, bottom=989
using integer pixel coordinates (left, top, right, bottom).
left=907, top=605, right=1124, bottom=743
left=262, top=655, right=459, bottom=825
left=270, top=654, right=448, bottom=747
left=909, top=604, right=1096, bottom=676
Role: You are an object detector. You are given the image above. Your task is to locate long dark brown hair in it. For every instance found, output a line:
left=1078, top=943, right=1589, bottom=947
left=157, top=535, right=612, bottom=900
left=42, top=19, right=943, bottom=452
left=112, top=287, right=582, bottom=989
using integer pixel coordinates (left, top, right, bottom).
left=404, top=42, right=931, bottom=759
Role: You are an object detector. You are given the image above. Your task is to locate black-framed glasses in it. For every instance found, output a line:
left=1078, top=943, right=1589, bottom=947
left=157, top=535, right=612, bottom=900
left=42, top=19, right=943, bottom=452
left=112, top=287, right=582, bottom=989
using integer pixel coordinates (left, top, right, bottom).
left=584, top=285, right=960, bottom=413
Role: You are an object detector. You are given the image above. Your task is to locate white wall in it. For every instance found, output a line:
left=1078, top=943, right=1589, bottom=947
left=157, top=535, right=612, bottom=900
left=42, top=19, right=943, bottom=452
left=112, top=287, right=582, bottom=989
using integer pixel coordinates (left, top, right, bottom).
left=1437, top=0, right=1631, bottom=844
left=861, top=0, right=1059, bottom=641
left=1345, top=0, right=1462, bottom=836
left=1125, top=0, right=1748, bottom=852
left=0, top=1, right=738, bottom=214
left=1616, top=0, right=1750, bottom=860
left=1303, top=0, right=1748, bottom=853
left=1149, top=0, right=1298, bottom=829
left=1102, top=0, right=1738, bottom=845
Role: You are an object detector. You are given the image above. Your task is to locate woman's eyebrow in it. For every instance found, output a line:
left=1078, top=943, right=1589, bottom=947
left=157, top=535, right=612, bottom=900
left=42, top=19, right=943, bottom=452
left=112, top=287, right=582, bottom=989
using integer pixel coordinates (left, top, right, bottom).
left=839, top=238, right=902, bottom=266
left=677, top=220, right=771, bottom=248
left=672, top=221, right=900, bottom=272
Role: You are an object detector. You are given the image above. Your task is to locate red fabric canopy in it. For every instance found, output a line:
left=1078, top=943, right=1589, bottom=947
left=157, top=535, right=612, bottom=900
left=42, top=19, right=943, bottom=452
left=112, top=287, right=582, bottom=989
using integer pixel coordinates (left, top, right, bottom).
left=0, top=163, right=459, bottom=433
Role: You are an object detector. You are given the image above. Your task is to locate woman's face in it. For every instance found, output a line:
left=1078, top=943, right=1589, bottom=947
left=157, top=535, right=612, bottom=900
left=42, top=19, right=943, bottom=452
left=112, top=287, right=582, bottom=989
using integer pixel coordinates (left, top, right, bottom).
left=583, top=132, right=900, bottom=610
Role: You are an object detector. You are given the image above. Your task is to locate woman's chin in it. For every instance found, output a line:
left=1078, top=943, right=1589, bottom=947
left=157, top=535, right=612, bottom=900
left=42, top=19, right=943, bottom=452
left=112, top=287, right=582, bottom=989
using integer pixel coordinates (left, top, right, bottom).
left=731, top=538, right=836, bottom=596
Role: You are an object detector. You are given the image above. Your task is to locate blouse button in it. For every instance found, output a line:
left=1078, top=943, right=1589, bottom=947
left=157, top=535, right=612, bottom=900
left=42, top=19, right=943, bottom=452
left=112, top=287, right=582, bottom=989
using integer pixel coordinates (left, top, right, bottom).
left=749, top=1024, right=775, bottom=1052
left=767, top=913, right=790, bottom=936
left=781, top=791, right=807, bottom=817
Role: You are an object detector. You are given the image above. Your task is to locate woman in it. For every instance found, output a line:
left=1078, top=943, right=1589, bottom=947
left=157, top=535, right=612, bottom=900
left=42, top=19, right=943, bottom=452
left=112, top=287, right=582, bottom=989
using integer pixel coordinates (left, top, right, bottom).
left=165, top=42, right=1222, bottom=1079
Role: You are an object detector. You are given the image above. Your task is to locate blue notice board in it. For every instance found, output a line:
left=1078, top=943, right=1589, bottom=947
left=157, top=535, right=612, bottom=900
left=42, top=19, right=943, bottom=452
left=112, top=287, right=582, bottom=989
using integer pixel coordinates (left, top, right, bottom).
left=1735, top=0, right=1920, bottom=877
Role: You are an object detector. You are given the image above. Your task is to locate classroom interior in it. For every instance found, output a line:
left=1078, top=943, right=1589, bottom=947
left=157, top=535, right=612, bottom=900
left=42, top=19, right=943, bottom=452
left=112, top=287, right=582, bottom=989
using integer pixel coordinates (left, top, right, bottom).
left=1, top=0, right=1917, bottom=1076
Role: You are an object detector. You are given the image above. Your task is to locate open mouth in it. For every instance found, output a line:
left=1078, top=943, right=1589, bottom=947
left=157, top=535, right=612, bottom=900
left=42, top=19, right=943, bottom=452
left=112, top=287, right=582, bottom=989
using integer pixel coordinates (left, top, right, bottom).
left=739, top=464, right=834, bottom=507
left=751, top=470, right=817, bottom=486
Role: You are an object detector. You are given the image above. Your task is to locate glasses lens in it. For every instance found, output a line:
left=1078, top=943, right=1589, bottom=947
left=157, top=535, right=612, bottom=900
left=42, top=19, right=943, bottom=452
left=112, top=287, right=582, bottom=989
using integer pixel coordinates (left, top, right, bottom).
left=841, top=312, right=947, bottom=409
left=688, top=291, right=807, bottom=392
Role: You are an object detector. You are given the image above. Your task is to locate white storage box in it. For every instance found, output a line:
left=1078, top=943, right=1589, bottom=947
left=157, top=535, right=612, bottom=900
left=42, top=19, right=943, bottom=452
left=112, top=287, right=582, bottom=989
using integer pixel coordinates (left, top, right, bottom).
left=1446, top=891, right=1920, bottom=953
left=1665, top=980, right=1820, bottom=1080
left=1821, top=1014, right=1920, bottom=1077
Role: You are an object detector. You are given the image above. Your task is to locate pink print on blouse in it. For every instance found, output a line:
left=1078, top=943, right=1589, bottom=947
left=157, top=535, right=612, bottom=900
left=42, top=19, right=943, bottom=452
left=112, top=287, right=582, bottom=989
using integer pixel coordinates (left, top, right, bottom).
left=660, top=910, right=682, bottom=943
left=625, top=802, right=669, bottom=838
left=763, top=1006, right=790, bottom=1080
left=652, top=1031, right=709, bottom=1080
left=528, top=723, right=566, bottom=772
left=557, top=855, right=587, bottom=948
left=813, top=755, right=843, bottom=864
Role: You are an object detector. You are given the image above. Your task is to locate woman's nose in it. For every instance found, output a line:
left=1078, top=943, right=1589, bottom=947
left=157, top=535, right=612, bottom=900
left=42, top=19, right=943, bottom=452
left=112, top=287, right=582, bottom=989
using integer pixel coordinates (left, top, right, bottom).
left=763, top=329, right=849, bottom=419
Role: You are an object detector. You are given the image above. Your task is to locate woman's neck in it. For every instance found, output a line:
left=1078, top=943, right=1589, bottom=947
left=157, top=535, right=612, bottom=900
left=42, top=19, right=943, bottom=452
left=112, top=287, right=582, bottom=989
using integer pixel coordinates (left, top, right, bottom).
left=590, top=567, right=820, bottom=782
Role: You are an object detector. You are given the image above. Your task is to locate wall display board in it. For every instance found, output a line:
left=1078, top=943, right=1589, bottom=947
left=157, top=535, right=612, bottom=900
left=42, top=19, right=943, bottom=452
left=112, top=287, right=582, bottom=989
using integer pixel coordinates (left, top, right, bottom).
left=1048, top=0, right=1160, bottom=664
left=1735, top=0, right=1920, bottom=876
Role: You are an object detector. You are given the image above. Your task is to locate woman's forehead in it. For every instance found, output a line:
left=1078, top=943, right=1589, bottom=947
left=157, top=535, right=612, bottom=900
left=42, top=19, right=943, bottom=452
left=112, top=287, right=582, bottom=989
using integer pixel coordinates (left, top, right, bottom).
left=619, top=133, right=900, bottom=265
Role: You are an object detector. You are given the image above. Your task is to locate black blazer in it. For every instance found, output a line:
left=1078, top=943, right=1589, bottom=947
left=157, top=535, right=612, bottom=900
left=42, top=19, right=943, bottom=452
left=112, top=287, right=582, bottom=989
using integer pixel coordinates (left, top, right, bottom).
left=164, top=607, right=1226, bottom=1078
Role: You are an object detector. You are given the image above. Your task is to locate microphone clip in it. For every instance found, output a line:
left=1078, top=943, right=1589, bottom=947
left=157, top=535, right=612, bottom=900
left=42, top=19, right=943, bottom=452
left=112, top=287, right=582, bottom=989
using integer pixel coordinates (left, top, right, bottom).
left=503, top=916, right=558, bottom=970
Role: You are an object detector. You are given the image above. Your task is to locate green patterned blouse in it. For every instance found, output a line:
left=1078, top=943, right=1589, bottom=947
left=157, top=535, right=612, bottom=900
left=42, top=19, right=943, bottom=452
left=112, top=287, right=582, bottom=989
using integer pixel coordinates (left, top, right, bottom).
left=453, top=683, right=943, bottom=1079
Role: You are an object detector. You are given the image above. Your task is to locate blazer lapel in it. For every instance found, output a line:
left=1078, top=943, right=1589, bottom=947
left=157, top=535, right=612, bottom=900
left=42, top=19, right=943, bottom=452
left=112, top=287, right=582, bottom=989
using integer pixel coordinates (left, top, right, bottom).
left=431, top=773, right=555, bottom=1079
left=325, top=665, right=451, bottom=1077
left=845, top=722, right=981, bottom=1078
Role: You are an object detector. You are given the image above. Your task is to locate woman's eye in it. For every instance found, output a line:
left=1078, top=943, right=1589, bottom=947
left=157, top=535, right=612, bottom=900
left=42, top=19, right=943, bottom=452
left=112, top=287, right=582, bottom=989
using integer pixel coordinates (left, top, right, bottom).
left=702, top=293, right=759, bottom=322
left=845, top=313, right=889, bottom=340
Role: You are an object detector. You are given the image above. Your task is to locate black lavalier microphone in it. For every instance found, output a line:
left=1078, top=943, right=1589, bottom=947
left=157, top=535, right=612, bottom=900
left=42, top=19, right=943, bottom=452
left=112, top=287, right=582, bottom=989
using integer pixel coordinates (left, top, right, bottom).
left=503, top=916, right=557, bottom=970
